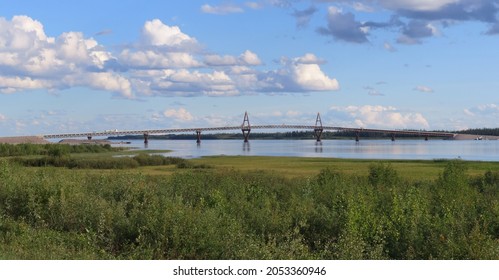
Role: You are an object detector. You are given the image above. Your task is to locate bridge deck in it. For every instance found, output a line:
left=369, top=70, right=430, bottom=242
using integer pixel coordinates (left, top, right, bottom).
left=42, top=124, right=456, bottom=139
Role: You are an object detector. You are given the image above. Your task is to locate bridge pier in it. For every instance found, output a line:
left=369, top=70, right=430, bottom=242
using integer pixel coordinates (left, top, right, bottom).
left=425, top=135, right=428, bottom=141
left=196, top=130, right=201, bottom=144
left=143, top=133, right=149, bottom=144
left=355, top=131, right=360, bottom=142
left=241, top=111, right=251, bottom=143
left=391, top=133, right=395, bottom=141
left=87, top=135, right=92, bottom=140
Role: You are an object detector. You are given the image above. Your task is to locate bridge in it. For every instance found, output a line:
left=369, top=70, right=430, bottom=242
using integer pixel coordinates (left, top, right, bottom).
left=42, top=112, right=462, bottom=144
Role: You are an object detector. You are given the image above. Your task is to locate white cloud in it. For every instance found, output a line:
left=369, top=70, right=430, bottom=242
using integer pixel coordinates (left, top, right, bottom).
left=120, top=49, right=202, bottom=68
left=295, top=53, right=325, bottom=64
left=379, top=0, right=459, bottom=12
left=84, top=72, right=133, bottom=98
left=204, top=54, right=239, bottom=66
left=0, top=16, right=339, bottom=98
left=290, top=63, right=339, bottom=91
left=141, top=19, right=197, bottom=48
left=414, top=85, right=434, bottom=93
left=0, top=113, right=6, bottom=122
left=460, top=103, right=499, bottom=128
left=239, top=50, right=262, bottom=65
left=204, top=50, right=261, bottom=66
left=163, top=108, right=194, bottom=122
left=134, top=69, right=238, bottom=97
left=353, top=2, right=375, bottom=12
left=0, top=15, right=132, bottom=97
left=330, top=105, right=429, bottom=129
left=383, top=42, right=397, bottom=52
left=201, top=4, right=244, bottom=15
left=286, top=110, right=301, bottom=117
left=477, top=103, right=499, bottom=112
left=245, top=2, right=263, bottom=9
left=463, top=108, right=475, bottom=116
left=0, top=76, right=50, bottom=93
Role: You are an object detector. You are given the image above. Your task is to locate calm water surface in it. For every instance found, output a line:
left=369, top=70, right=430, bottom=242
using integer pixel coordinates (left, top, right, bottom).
left=115, top=139, right=499, bottom=161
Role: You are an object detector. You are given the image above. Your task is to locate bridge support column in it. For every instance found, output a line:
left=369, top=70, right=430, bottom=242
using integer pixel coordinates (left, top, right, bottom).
left=143, top=133, right=149, bottom=144
left=196, top=130, right=201, bottom=144
left=355, top=131, right=360, bottom=142
left=87, top=135, right=92, bottom=140
left=313, top=113, right=323, bottom=142
left=391, top=133, right=395, bottom=141
left=241, top=111, right=251, bottom=143
left=424, top=135, right=428, bottom=141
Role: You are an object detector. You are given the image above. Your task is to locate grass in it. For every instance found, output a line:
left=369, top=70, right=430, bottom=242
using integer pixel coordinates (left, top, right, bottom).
left=189, top=156, right=499, bottom=180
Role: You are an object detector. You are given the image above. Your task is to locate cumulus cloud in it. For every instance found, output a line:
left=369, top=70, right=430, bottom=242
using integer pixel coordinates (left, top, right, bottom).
left=141, top=19, right=198, bottom=48
left=257, top=54, right=339, bottom=92
left=296, top=53, right=325, bottom=64
left=330, top=105, right=430, bottom=128
left=204, top=50, right=261, bottom=67
left=239, top=50, right=262, bottom=65
left=0, top=15, right=340, bottom=98
left=312, top=0, right=499, bottom=44
left=398, top=20, right=440, bottom=44
left=0, top=113, right=6, bottom=122
left=163, top=108, right=194, bottom=122
left=290, top=63, right=339, bottom=91
left=317, top=6, right=369, bottom=43
left=0, top=15, right=132, bottom=97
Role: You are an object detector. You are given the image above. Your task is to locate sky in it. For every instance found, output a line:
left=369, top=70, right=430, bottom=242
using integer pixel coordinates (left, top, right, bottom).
left=0, top=0, right=498, bottom=136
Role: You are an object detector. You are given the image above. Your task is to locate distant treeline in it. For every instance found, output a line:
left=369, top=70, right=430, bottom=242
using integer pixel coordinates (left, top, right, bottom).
left=454, top=128, right=499, bottom=136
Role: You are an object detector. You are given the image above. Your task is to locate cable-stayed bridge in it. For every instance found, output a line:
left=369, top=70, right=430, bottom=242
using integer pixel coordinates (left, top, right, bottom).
left=42, top=112, right=464, bottom=144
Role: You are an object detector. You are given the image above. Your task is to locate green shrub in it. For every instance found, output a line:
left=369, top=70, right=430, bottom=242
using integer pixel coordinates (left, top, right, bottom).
left=368, top=163, right=399, bottom=187
left=1, top=160, right=498, bottom=259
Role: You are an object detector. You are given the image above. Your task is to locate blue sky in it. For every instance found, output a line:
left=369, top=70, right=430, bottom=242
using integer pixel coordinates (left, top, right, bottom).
left=0, top=0, right=498, bottom=136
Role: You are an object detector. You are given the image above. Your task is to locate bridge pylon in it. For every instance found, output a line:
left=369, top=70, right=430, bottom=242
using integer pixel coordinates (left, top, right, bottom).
left=241, top=111, right=251, bottom=142
left=313, top=112, right=323, bottom=142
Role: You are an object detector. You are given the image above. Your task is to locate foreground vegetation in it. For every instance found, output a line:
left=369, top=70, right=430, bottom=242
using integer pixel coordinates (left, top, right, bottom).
left=1, top=145, right=498, bottom=259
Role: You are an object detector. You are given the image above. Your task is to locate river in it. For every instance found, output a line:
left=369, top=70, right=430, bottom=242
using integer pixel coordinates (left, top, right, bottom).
left=113, top=139, right=499, bottom=161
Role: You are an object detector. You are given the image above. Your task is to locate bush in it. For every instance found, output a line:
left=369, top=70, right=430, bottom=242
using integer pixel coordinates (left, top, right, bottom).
left=368, top=163, right=399, bottom=187
left=1, top=160, right=498, bottom=259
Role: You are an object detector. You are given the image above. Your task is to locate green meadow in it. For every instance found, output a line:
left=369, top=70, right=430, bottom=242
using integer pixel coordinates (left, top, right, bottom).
left=1, top=144, right=498, bottom=259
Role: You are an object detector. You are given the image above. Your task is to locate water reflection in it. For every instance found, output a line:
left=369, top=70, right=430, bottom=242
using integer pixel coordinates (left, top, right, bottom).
left=243, top=142, right=250, bottom=153
left=120, top=139, right=499, bottom=161
left=315, top=141, right=323, bottom=153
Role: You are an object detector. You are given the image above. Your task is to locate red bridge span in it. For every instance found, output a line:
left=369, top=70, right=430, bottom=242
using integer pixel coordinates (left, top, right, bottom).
left=42, top=112, right=469, bottom=144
